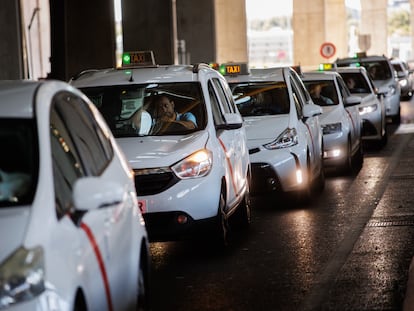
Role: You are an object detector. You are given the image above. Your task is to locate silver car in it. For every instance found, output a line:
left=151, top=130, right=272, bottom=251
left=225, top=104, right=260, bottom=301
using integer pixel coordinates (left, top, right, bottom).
left=337, top=67, right=387, bottom=147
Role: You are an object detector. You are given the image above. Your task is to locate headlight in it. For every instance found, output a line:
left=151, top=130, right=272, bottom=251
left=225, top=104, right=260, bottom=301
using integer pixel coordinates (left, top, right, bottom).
left=172, top=149, right=213, bottom=179
left=399, top=79, right=408, bottom=87
left=0, top=247, right=45, bottom=309
left=322, top=122, right=342, bottom=134
left=359, top=104, right=377, bottom=115
left=263, top=128, right=298, bottom=150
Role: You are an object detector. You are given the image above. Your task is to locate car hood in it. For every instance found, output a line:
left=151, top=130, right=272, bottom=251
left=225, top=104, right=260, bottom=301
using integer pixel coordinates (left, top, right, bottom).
left=372, top=79, right=394, bottom=92
left=116, top=131, right=209, bottom=168
left=243, top=115, right=289, bottom=147
left=0, top=207, right=31, bottom=262
left=319, top=106, right=342, bottom=125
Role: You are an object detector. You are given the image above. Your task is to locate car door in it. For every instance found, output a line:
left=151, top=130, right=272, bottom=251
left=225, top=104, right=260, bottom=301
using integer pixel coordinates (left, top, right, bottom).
left=337, top=76, right=361, bottom=149
left=289, top=71, right=323, bottom=176
left=50, top=92, right=135, bottom=310
left=208, top=77, right=249, bottom=212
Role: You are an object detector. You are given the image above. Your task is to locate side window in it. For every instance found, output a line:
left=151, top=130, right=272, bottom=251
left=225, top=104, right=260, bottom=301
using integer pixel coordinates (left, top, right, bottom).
left=51, top=105, right=84, bottom=219
left=290, top=77, right=304, bottom=119
left=208, top=81, right=225, bottom=126
left=212, top=78, right=235, bottom=114
left=337, top=77, right=351, bottom=99
left=53, top=92, right=113, bottom=176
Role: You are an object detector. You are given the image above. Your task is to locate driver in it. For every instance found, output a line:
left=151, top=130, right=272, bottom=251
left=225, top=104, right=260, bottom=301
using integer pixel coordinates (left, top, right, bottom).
left=151, top=94, right=197, bottom=133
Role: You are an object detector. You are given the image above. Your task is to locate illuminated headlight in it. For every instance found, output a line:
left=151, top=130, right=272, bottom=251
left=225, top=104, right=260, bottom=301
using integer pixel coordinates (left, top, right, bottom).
left=359, top=104, right=377, bottom=115
left=0, top=247, right=45, bottom=309
left=322, top=122, right=342, bottom=134
left=399, top=79, right=408, bottom=87
left=263, top=128, right=298, bottom=150
left=172, top=149, right=213, bottom=179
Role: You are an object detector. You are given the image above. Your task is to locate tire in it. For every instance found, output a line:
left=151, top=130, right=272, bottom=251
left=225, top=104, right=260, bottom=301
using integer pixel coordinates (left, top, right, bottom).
left=213, top=190, right=229, bottom=247
left=232, top=181, right=251, bottom=230
left=136, top=249, right=149, bottom=311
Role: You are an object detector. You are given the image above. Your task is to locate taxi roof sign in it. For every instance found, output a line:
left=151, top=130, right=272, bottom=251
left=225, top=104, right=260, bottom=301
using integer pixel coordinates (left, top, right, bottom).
left=122, top=51, right=156, bottom=67
left=219, top=63, right=249, bottom=76
left=318, top=63, right=333, bottom=71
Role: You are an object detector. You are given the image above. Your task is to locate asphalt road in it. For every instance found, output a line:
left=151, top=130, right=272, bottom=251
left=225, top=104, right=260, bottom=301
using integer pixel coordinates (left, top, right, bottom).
left=148, top=99, right=414, bottom=311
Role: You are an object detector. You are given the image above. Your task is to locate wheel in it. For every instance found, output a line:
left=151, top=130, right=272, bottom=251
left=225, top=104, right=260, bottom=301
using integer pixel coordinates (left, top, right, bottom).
left=232, top=180, right=251, bottom=230
left=212, top=190, right=230, bottom=247
left=136, top=250, right=149, bottom=311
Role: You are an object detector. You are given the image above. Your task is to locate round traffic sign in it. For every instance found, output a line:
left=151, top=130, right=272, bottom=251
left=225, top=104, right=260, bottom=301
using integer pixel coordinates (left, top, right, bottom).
left=320, top=42, right=336, bottom=59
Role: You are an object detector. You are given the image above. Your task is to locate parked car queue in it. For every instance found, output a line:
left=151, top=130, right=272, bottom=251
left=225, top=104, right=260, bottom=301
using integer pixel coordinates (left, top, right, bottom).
left=0, top=51, right=403, bottom=311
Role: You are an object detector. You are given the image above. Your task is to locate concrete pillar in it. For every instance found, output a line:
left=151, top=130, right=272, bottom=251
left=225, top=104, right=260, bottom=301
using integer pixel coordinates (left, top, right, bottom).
left=292, top=0, right=347, bottom=69
left=359, top=0, right=388, bottom=55
left=410, top=0, right=414, bottom=59
left=214, top=0, right=248, bottom=63
left=50, top=0, right=116, bottom=81
left=0, top=0, right=24, bottom=79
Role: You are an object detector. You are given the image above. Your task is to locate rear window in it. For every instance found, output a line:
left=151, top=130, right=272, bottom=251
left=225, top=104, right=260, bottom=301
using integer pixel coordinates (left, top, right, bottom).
left=80, top=83, right=207, bottom=137
left=336, top=59, right=392, bottom=81
left=229, top=81, right=290, bottom=116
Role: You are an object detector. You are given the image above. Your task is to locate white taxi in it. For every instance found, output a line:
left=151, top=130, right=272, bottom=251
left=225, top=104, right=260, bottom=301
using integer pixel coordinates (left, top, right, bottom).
left=70, top=51, right=251, bottom=246
left=335, top=54, right=401, bottom=123
left=302, top=71, right=363, bottom=174
left=336, top=66, right=387, bottom=147
left=223, top=64, right=325, bottom=202
left=0, top=80, right=150, bottom=310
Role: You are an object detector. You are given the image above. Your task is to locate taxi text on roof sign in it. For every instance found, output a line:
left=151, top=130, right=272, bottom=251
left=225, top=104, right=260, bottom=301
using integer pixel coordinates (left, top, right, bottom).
left=122, top=51, right=156, bottom=67
left=219, top=63, right=249, bottom=76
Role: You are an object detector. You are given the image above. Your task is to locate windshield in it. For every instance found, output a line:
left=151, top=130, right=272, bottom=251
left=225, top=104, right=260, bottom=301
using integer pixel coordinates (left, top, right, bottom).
left=80, top=83, right=207, bottom=137
left=229, top=82, right=290, bottom=116
left=0, top=119, right=38, bottom=207
left=303, top=80, right=338, bottom=106
left=336, top=60, right=392, bottom=81
left=338, top=72, right=373, bottom=94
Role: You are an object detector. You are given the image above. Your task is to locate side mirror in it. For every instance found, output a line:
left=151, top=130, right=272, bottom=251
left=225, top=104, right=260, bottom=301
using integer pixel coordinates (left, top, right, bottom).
left=216, top=113, right=243, bottom=130
left=73, top=177, right=125, bottom=211
left=344, top=95, right=361, bottom=107
left=303, top=103, right=322, bottom=118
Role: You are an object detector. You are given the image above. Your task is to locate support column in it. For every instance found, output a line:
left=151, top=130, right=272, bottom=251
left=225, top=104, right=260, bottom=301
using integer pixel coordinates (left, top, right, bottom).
left=359, top=0, right=388, bottom=55
left=292, top=0, right=347, bottom=69
left=0, top=0, right=23, bottom=79
left=214, top=0, right=248, bottom=63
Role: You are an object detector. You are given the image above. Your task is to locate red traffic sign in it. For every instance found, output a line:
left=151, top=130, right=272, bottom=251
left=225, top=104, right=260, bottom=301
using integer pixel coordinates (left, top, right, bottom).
left=320, top=42, right=336, bottom=59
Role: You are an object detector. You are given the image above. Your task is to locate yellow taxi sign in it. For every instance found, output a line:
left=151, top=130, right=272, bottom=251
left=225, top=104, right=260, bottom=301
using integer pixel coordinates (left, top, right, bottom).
left=318, top=63, right=333, bottom=71
left=122, top=51, right=156, bottom=67
left=219, top=63, right=249, bottom=76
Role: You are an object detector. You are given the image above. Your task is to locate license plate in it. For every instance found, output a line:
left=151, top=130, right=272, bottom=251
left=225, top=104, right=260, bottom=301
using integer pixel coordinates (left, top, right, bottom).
left=138, top=199, right=147, bottom=214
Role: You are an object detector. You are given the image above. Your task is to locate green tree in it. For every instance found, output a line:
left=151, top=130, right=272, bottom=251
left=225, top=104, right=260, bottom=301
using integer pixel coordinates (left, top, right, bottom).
left=388, top=10, right=410, bottom=36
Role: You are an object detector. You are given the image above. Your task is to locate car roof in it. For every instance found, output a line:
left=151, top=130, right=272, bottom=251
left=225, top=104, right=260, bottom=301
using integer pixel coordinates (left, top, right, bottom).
left=335, top=55, right=389, bottom=64
left=0, top=80, right=40, bottom=118
left=335, top=66, right=368, bottom=74
left=301, top=71, right=340, bottom=81
left=70, top=63, right=217, bottom=87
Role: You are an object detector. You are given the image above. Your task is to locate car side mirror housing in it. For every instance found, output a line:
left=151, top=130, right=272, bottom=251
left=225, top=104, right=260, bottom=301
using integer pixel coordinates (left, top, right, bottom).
left=73, top=177, right=124, bottom=211
left=344, top=95, right=361, bottom=107
left=303, top=103, right=322, bottom=118
left=216, top=113, right=243, bottom=130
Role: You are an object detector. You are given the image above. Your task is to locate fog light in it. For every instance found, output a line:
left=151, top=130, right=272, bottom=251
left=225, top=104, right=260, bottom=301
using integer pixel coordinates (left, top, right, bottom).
left=176, top=214, right=188, bottom=224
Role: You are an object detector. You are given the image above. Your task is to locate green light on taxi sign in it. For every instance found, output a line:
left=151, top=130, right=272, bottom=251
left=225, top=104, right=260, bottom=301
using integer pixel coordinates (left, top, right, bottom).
left=121, top=51, right=156, bottom=67
left=122, top=53, right=131, bottom=65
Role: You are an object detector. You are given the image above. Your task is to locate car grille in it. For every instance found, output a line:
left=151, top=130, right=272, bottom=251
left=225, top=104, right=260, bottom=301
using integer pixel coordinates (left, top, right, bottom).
left=134, top=168, right=179, bottom=195
left=250, top=163, right=282, bottom=194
